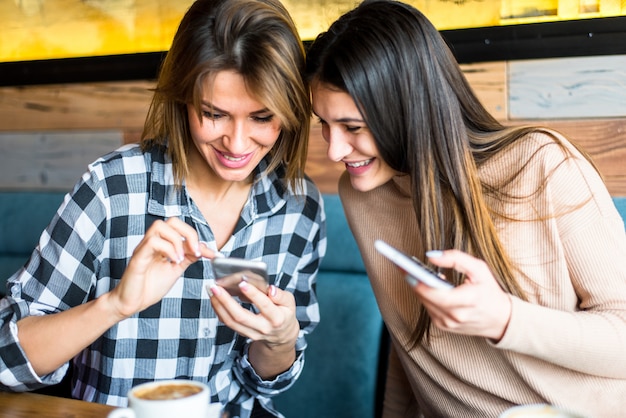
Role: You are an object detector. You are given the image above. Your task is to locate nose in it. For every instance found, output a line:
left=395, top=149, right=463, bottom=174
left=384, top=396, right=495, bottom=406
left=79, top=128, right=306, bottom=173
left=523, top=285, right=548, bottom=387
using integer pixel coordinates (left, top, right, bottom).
left=222, top=119, right=249, bottom=153
left=325, top=128, right=353, bottom=163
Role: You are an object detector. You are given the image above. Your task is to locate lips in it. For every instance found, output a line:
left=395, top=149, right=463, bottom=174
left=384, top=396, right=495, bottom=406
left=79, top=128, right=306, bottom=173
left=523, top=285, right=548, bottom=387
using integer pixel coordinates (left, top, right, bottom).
left=221, top=153, right=246, bottom=162
left=215, top=149, right=253, bottom=169
left=344, top=158, right=374, bottom=175
left=345, top=158, right=373, bottom=168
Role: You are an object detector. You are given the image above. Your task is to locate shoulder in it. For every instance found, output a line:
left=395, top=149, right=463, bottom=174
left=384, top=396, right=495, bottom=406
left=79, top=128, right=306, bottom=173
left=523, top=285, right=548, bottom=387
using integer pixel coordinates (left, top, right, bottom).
left=255, top=166, right=325, bottom=225
left=497, top=128, right=591, bottom=172
left=286, top=174, right=325, bottom=223
left=74, top=143, right=169, bottom=201
left=482, top=129, right=599, bottom=194
left=87, top=143, right=149, bottom=177
left=485, top=129, right=616, bottom=225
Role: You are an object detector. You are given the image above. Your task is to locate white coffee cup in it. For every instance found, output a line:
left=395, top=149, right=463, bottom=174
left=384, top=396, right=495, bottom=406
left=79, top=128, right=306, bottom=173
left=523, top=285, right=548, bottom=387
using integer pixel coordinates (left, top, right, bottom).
left=107, top=379, right=221, bottom=418
left=499, top=404, right=587, bottom=418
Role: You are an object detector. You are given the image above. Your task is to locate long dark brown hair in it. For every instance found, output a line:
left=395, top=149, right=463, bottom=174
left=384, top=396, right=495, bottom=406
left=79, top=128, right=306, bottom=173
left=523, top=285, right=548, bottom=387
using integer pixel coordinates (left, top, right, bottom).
left=306, top=0, right=598, bottom=343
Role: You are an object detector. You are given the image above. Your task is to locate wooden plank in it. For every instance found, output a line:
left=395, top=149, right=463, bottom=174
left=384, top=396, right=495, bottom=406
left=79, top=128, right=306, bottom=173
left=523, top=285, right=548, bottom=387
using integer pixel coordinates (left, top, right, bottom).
left=461, top=61, right=507, bottom=121
left=509, top=54, right=626, bottom=119
left=0, top=63, right=509, bottom=131
left=0, top=63, right=623, bottom=196
left=0, top=131, right=123, bottom=191
left=0, top=81, right=153, bottom=131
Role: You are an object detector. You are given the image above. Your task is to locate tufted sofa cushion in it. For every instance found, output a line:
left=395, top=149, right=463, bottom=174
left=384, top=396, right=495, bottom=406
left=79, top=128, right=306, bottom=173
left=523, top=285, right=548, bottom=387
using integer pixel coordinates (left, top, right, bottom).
left=0, top=191, right=66, bottom=292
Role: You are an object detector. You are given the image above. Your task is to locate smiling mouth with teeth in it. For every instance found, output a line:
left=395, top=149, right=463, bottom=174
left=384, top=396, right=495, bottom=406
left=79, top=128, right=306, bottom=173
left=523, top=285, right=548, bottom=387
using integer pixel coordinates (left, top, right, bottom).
left=222, top=154, right=246, bottom=162
left=346, top=159, right=373, bottom=168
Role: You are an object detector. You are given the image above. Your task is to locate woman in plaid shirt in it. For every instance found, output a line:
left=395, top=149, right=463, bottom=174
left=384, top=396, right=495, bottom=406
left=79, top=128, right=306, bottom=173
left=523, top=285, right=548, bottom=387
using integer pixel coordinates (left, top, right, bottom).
left=0, top=1, right=326, bottom=417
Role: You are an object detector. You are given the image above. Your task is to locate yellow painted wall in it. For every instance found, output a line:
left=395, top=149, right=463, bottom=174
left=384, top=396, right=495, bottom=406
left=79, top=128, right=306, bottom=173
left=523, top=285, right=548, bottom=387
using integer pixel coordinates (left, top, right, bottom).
left=1, top=0, right=624, bottom=62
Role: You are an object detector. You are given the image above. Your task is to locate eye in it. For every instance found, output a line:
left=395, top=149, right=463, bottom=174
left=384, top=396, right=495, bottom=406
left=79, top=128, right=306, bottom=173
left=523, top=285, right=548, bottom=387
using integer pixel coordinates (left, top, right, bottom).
left=252, top=114, right=275, bottom=123
left=346, top=125, right=362, bottom=133
left=202, top=110, right=224, bottom=120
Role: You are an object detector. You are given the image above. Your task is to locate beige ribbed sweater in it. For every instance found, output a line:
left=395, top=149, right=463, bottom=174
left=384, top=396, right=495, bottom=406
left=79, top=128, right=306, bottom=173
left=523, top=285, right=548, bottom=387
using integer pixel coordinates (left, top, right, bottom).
left=339, top=132, right=626, bottom=418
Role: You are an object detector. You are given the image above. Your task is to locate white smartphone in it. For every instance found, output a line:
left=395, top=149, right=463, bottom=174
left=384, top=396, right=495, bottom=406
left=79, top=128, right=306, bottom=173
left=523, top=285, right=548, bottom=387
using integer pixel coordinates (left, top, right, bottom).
left=374, top=240, right=453, bottom=290
left=210, top=257, right=270, bottom=299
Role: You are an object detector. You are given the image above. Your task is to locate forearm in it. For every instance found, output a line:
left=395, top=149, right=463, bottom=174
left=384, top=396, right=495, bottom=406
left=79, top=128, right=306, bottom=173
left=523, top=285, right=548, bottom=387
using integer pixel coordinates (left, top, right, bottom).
left=17, top=293, right=124, bottom=377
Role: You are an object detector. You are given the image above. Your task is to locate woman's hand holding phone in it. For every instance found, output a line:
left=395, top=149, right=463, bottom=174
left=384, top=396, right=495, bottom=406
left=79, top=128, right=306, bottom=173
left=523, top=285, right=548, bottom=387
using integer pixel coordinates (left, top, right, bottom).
left=375, top=240, right=511, bottom=340
left=206, top=258, right=300, bottom=379
left=209, top=257, right=270, bottom=302
left=374, top=240, right=453, bottom=290
left=415, top=249, right=513, bottom=341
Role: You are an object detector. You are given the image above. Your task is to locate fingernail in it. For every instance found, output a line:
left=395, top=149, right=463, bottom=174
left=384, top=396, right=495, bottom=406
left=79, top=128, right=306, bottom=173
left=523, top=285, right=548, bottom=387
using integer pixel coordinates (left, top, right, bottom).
left=405, top=275, right=418, bottom=287
left=270, top=285, right=277, bottom=297
left=195, top=244, right=201, bottom=258
left=426, top=250, right=443, bottom=258
left=205, top=280, right=216, bottom=297
left=210, top=285, right=221, bottom=296
left=238, top=281, right=248, bottom=292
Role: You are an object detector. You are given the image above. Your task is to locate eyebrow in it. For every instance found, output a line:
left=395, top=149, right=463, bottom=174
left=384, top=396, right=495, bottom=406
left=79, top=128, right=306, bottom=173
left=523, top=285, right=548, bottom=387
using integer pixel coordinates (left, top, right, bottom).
left=201, top=101, right=272, bottom=115
left=336, top=117, right=364, bottom=123
left=313, top=111, right=364, bottom=124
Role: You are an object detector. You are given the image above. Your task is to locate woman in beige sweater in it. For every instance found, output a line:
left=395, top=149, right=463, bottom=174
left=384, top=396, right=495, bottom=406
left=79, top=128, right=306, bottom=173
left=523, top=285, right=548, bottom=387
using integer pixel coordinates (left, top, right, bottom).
left=306, top=1, right=626, bottom=416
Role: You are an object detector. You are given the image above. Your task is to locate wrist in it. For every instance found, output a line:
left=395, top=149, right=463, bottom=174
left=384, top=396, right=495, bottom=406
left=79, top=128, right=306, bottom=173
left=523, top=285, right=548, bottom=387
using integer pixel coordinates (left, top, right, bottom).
left=96, top=292, right=132, bottom=323
left=490, top=294, right=512, bottom=342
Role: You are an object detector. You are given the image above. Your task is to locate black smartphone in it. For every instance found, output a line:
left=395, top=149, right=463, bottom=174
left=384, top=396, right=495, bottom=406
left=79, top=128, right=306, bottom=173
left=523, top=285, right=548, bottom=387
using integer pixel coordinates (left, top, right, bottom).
left=374, top=240, right=453, bottom=290
left=210, top=257, right=270, bottom=300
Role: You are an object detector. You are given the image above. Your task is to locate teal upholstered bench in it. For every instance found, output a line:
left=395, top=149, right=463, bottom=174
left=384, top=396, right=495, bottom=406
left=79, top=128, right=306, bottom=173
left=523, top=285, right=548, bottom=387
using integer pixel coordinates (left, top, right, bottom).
left=273, top=194, right=385, bottom=417
left=0, top=191, right=67, bottom=290
left=0, top=191, right=386, bottom=417
left=2, top=192, right=625, bottom=417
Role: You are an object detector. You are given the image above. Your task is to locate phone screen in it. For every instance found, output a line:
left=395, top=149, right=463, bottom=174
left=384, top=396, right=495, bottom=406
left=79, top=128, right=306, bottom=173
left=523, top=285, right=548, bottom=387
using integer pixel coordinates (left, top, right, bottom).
left=374, top=240, right=453, bottom=290
left=210, top=257, right=270, bottom=299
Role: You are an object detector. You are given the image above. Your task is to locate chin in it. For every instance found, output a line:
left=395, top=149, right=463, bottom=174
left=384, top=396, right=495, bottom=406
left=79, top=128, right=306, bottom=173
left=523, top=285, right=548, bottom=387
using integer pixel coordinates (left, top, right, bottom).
left=349, top=170, right=396, bottom=192
left=349, top=176, right=378, bottom=193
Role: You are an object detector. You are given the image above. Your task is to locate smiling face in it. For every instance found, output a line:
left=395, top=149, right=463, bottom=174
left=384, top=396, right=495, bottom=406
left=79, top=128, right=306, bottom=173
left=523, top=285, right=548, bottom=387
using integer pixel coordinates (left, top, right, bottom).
left=311, top=82, right=400, bottom=192
left=187, top=70, right=282, bottom=184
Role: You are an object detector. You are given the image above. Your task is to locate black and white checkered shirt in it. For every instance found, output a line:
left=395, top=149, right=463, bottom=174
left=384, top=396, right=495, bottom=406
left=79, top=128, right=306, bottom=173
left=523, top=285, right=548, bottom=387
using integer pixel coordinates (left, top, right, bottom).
left=0, top=143, right=326, bottom=418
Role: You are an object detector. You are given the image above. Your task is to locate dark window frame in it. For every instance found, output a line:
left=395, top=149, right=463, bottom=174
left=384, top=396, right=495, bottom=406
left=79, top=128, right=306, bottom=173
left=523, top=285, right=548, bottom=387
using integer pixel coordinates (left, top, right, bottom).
left=1, top=16, right=625, bottom=87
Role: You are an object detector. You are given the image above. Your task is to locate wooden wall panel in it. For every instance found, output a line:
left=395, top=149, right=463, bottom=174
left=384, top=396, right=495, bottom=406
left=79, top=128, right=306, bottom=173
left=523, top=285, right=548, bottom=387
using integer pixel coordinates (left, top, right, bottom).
left=509, top=55, right=626, bottom=119
left=0, top=131, right=123, bottom=190
left=0, top=81, right=153, bottom=131
left=0, top=55, right=624, bottom=196
left=459, top=61, right=507, bottom=121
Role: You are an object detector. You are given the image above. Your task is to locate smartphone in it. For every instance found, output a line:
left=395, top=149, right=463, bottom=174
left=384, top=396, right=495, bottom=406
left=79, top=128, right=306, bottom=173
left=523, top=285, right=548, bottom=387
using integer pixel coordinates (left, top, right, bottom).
left=210, top=257, right=270, bottom=300
left=374, top=240, right=453, bottom=290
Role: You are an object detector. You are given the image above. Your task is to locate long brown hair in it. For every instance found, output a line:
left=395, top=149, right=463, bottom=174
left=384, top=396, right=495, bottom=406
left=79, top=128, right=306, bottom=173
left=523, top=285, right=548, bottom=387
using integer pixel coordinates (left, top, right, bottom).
left=306, top=0, right=599, bottom=343
left=141, top=0, right=310, bottom=192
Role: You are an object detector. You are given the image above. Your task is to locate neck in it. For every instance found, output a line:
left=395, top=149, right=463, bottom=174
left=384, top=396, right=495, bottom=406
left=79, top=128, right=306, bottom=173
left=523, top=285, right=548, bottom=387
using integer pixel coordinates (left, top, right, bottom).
left=185, top=147, right=253, bottom=205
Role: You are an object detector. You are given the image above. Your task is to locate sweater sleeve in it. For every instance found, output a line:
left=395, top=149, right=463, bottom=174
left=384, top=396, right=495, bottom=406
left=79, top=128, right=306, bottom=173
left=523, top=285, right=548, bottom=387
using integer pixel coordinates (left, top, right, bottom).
left=496, top=139, right=626, bottom=378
